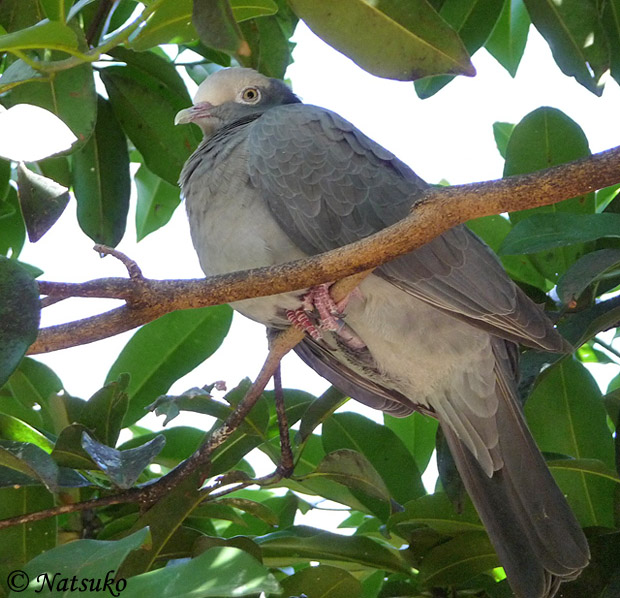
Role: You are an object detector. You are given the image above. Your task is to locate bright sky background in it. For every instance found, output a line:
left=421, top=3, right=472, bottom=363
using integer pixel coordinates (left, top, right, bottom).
left=15, top=22, right=620, bottom=525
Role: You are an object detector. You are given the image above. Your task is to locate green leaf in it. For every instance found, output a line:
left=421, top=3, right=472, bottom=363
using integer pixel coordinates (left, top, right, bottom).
left=2, top=63, right=96, bottom=153
left=388, top=493, right=483, bottom=535
left=0, top=486, right=55, bottom=587
left=415, top=0, right=504, bottom=97
left=39, top=0, right=66, bottom=21
left=232, top=0, right=278, bottom=22
left=237, top=0, right=298, bottom=79
left=556, top=248, right=620, bottom=305
left=288, top=0, right=475, bottom=81
left=257, top=525, right=410, bottom=573
left=0, top=0, right=45, bottom=33
left=0, top=257, right=40, bottom=387
left=323, top=413, right=426, bottom=508
left=17, top=528, right=150, bottom=598
left=73, top=95, right=130, bottom=247
left=0, top=413, right=53, bottom=451
left=130, top=0, right=197, bottom=51
left=466, top=213, right=547, bottom=289
left=281, top=564, right=362, bottom=598
left=525, top=358, right=615, bottom=527
left=418, top=531, right=497, bottom=585
left=492, top=121, right=515, bottom=159
left=135, top=164, right=181, bottom=241
left=0, top=440, right=60, bottom=492
left=215, top=497, right=279, bottom=526
left=0, top=59, right=44, bottom=94
left=0, top=357, right=63, bottom=433
left=0, top=187, right=26, bottom=258
left=298, top=386, right=348, bottom=443
left=523, top=0, right=608, bottom=95
left=107, top=306, right=232, bottom=426
left=16, top=162, right=69, bottom=242
left=548, top=458, right=620, bottom=484
left=125, top=546, right=281, bottom=597
left=51, top=423, right=96, bottom=469
left=78, top=374, right=129, bottom=447
left=0, top=20, right=78, bottom=52
left=602, top=0, right=620, bottom=87
left=100, top=64, right=199, bottom=185
left=81, top=430, right=165, bottom=488
left=384, top=412, right=438, bottom=474
left=485, top=0, right=530, bottom=76
left=503, top=107, right=593, bottom=280
left=500, top=213, right=620, bottom=255
left=313, top=449, right=392, bottom=502
left=192, top=0, right=248, bottom=55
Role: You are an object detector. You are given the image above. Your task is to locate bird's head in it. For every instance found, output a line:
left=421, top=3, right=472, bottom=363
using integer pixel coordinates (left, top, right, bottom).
left=175, top=67, right=300, bottom=136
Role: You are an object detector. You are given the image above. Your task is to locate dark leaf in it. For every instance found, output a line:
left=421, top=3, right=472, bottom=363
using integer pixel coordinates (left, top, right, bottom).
left=73, top=95, right=130, bottom=246
left=81, top=430, right=165, bottom=488
left=106, top=306, right=232, bottom=426
left=523, top=0, right=608, bottom=95
left=0, top=187, right=26, bottom=257
left=415, top=0, right=504, bottom=97
left=16, top=162, right=69, bottom=242
left=281, top=564, right=362, bottom=598
left=556, top=248, right=620, bottom=305
left=525, top=358, right=615, bottom=527
left=384, top=412, right=438, bottom=474
left=0, top=257, right=40, bottom=387
left=130, top=0, right=197, bottom=51
left=500, top=213, right=620, bottom=255
left=0, top=439, right=60, bottom=492
left=192, top=0, right=249, bottom=55
left=298, top=386, right=348, bottom=444
left=485, top=0, right=530, bottom=76
left=100, top=64, right=200, bottom=185
left=288, top=0, right=475, bottom=81
left=602, top=0, right=620, bottom=87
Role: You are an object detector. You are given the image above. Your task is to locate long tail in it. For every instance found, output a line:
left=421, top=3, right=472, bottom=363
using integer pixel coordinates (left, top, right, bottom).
left=441, top=342, right=590, bottom=598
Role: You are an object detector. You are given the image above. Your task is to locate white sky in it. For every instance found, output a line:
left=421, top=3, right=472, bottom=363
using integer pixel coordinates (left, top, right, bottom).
left=15, top=23, right=620, bottom=517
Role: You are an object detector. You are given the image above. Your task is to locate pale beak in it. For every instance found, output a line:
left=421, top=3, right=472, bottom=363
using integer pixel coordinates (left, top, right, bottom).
left=174, top=101, right=214, bottom=125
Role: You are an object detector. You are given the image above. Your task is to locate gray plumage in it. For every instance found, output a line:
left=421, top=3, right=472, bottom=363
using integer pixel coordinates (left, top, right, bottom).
left=177, top=67, right=589, bottom=598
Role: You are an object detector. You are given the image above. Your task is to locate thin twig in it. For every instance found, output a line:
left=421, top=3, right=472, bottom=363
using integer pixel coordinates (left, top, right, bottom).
left=274, top=364, right=294, bottom=477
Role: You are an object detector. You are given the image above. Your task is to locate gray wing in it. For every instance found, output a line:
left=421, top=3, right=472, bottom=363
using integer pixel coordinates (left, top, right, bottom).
left=247, top=104, right=565, bottom=351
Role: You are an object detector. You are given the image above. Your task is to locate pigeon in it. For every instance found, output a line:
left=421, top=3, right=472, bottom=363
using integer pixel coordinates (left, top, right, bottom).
left=176, top=67, right=589, bottom=598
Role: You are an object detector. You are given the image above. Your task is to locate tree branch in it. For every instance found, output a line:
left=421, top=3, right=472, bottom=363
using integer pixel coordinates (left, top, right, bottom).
left=31, top=145, right=620, bottom=354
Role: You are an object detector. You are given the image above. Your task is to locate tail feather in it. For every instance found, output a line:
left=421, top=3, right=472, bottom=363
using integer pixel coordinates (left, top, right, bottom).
left=440, top=342, right=589, bottom=598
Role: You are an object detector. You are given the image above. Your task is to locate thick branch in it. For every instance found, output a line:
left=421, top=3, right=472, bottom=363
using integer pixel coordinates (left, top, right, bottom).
left=31, top=145, right=620, bottom=354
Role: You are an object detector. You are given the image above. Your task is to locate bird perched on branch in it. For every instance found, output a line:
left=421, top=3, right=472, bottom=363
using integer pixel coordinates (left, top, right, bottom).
left=176, top=67, right=589, bottom=598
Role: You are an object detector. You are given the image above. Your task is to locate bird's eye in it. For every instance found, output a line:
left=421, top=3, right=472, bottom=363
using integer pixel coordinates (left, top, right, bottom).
left=241, top=87, right=261, bottom=103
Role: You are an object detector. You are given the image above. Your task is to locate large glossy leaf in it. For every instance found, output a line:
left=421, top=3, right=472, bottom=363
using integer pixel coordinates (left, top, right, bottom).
left=298, top=386, right=347, bottom=444
left=500, top=213, right=620, bottom=255
left=0, top=20, right=78, bottom=52
left=602, top=0, right=620, bottom=87
left=485, top=0, right=530, bottom=76
left=0, top=486, right=55, bottom=589
left=130, top=0, right=197, bottom=52
left=134, top=163, right=181, bottom=241
left=288, top=0, right=474, bottom=81
left=0, top=187, right=26, bottom=257
left=192, top=0, right=247, bottom=55
left=556, top=248, right=620, bottom=305
left=0, top=257, right=40, bottom=387
left=0, top=413, right=53, bottom=451
left=0, top=357, right=63, bottom=433
left=257, top=525, right=410, bottom=573
left=281, top=564, right=362, bottom=598
left=323, top=413, right=426, bottom=508
left=100, top=64, right=200, bottom=185
left=0, top=0, right=44, bottom=33
left=525, top=358, right=615, bottom=527
left=16, top=528, right=150, bottom=598
left=384, top=412, right=438, bottom=474
left=418, top=531, right=497, bottom=585
left=16, top=162, right=69, bottom=242
left=2, top=63, right=96, bottom=153
left=73, top=95, right=130, bottom=246
left=415, top=0, right=504, bottom=98
left=125, top=546, right=281, bottom=597
left=523, top=0, right=608, bottom=95
left=503, top=107, right=593, bottom=281
left=237, top=0, right=298, bottom=79
left=107, top=306, right=232, bottom=426
left=0, top=440, right=60, bottom=492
